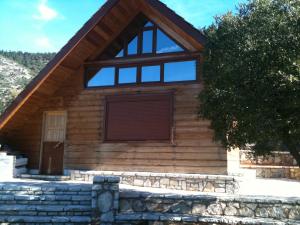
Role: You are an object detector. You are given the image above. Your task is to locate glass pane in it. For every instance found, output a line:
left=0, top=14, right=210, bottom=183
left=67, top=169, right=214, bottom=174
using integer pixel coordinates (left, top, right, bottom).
left=116, top=49, right=124, bottom=58
left=157, top=29, right=183, bottom=54
left=141, top=65, right=160, bottom=82
left=144, top=21, right=154, bottom=27
left=128, top=36, right=138, bottom=55
left=142, top=30, right=153, bottom=54
left=119, top=67, right=137, bottom=84
left=87, top=67, right=115, bottom=87
left=164, top=60, right=196, bottom=82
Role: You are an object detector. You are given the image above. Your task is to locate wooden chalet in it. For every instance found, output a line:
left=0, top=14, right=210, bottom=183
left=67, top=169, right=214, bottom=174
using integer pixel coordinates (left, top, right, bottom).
left=0, top=0, right=227, bottom=175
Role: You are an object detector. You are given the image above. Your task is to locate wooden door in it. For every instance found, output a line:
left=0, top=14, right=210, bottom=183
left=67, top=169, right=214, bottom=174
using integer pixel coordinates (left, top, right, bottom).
left=41, top=111, right=67, bottom=175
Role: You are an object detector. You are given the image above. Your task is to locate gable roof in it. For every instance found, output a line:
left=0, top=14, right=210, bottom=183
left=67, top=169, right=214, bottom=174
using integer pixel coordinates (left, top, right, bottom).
left=0, top=0, right=206, bottom=130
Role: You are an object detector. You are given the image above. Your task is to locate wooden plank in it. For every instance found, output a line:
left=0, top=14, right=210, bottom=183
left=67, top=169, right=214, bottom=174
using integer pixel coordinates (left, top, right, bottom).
left=85, top=52, right=201, bottom=67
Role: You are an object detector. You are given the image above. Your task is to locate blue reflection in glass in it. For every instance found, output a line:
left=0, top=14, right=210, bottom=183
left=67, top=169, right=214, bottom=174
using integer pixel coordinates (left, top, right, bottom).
left=144, top=21, right=154, bottom=27
left=142, top=30, right=153, bottom=54
left=164, top=60, right=196, bottom=82
left=128, top=36, right=138, bottom=55
left=88, top=67, right=115, bottom=87
left=141, top=65, right=160, bottom=82
left=157, top=29, right=183, bottom=54
left=119, top=67, right=137, bottom=84
left=116, top=49, right=124, bottom=58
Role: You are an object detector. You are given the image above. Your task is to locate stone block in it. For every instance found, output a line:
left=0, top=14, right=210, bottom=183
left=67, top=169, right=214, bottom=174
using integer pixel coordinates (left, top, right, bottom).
left=224, top=206, right=238, bottom=216
left=132, top=199, right=146, bottom=212
left=98, top=191, right=113, bottom=213
left=207, top=203, right=223, bottom=215
left=101, top=211, right=114, bottom=222
left=288, top=207, right=300, bottom=220
left=192, top=204, right=206, bottom=215
left=239, top=207, right=255, bottom=217
left=133, top=179, right=144, bottom=186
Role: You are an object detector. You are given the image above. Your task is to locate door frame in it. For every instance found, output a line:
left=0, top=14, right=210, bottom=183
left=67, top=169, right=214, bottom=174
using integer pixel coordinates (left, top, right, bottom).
left=39, top=111, right=67, bottom=175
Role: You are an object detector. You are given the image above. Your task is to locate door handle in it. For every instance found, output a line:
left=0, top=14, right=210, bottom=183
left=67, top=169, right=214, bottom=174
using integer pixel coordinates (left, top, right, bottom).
left=54, top=142, right=63, bottom=149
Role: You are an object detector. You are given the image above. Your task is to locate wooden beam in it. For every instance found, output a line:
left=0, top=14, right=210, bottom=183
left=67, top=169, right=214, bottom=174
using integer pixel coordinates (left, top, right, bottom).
left=84, top=52, right=202, bottom=67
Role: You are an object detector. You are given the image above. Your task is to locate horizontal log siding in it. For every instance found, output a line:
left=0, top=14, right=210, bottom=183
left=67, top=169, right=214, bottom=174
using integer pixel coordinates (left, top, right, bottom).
left=1, top=68, right=227, bottom=174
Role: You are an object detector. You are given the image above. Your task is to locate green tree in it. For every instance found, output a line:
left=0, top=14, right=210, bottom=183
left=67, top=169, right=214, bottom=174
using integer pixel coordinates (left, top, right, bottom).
left=199, top=0, right=300, bottom=165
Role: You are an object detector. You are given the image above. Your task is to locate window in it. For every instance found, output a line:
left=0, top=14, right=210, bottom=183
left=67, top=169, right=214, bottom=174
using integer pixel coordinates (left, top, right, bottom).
left=116, top=49, right=124, bottom=58
left=113, top=20, right=185, bottom=58
left=85, top=20, right=199, bottom=88
left=144, top=21, right=154, bottom=27
left=105, top=93, right=173, bottom=141
left=141, top=65, right=160, bottom=83
left=128, top=37, right=138, bottom=55
left=164, top=60, right=196, bottom=82
left=157, top=29, right=183, bottom=54
left=119, top=67, right=137, bottom=84
left=142, top=30, right=153, bottom=54
left=87, top=67, right=115, bottom=87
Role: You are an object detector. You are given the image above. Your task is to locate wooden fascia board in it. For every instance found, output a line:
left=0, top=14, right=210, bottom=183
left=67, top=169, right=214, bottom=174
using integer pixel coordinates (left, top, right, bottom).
left=142, top=0, right=206, bottom=50
left=0, top=0, right=120, bottom=130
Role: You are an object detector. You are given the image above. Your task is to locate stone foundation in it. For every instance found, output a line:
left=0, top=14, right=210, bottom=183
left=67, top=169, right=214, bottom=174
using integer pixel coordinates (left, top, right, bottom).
left=68, top=170, right=239, bottom=194
left=240, top=150, right=300, bottom=180
left=1, top=176, right=299, bottom=224
left=119, top=188, right=300, bottom=224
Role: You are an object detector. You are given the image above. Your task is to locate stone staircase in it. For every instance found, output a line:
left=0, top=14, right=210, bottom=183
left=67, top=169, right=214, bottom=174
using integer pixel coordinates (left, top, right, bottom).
left=0, top=182, right=92, bottom=224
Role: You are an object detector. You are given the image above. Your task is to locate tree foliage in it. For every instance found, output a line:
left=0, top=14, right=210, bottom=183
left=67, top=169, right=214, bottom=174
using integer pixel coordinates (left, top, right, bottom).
left=199, top=0, right=300, bottom=165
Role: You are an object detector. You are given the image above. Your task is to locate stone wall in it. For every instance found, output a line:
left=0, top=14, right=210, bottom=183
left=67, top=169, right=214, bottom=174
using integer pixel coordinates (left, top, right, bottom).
left=0, top=176, right=299, bottom=224
left=69, top=170, right=239, bottom=194
left=118, top=188, right=300, bottom=225
left=240, top=150, right=300, bottom=180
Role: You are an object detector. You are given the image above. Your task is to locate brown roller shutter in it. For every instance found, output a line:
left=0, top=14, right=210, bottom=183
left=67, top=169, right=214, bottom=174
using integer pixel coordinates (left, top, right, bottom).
left=105, top=93, right=173, bottom=141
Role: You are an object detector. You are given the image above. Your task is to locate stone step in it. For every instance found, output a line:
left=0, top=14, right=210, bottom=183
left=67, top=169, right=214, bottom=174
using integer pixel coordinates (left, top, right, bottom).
left=15, top=158, right=28, bottom=167
left=0, top=215, right=91, bottom=224
left=116, top=213, right=299, bottom=225
left=20, top=174, right=71, bottom=181
left=0, top=182, right=92, bottom=192
left=0, top=194, right=92, bottom=202
left=0, top=204, right=92, bottom=213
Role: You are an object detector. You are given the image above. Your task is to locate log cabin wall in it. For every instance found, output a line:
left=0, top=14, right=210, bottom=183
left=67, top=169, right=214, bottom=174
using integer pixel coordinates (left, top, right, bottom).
left=0, top=0, right=227, bottom=175
left=0, top=66, right=227, bottom=174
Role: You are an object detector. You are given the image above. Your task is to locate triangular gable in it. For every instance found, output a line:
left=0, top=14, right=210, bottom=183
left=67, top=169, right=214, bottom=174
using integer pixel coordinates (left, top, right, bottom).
left=0, top=0, right=206, bottom=131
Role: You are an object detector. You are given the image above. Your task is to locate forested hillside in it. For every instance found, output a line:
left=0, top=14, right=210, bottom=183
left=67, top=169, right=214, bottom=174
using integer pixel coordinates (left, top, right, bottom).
left=0, top=51, right=55, bottom=114
left=0, top=51, right=55, bottom=76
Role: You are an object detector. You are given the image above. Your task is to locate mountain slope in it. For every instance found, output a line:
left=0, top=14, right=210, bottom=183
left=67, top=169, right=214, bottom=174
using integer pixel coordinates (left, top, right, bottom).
left=0, top=51, right=55, bottom=76
left=0, top=51, right=55, bottom=114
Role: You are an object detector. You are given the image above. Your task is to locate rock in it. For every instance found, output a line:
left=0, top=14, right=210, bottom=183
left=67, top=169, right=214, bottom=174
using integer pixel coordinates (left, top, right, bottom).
left=192, top=204, right=206, bottom=215
left=100, top=211, right=114, bottom=222
left=170, top=202, right=191, bottom=214
left=224, top=206, right=238, bottom=216
left=269, top=206, right=285, bottom=219
left=132, top=200, right=146, bottom=212
left=239, top=207, right=255, bottom=217
left=203, top=182, right=215, bottom=192
left=98, top=191, right=113, bottom=213
left=207, top=203, right=223, bottom=215
left=289, top=206, right=300, bottom=220
left=144, top=179, right=152, bottom=187
left=255, top=207, right=269, bottom=218
left=133, top=179, right=144, bottom=186
left=160, top=178, right=170, bottom=188
left=120, top=199, right=132, bottom=212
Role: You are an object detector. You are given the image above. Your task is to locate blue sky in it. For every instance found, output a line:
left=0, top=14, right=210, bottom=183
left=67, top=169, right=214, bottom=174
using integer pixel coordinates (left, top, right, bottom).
left=0, top=0, right=246, bottom=53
